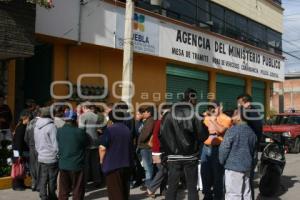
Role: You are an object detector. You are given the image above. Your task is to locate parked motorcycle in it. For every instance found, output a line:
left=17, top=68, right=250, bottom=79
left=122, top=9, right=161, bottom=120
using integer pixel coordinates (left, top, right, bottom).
left=258, top=132, right=286, bottom=197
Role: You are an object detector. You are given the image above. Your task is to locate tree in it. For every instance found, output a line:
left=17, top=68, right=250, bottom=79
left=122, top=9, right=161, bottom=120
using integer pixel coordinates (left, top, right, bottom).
left=2, top=0, right=54, bottom=8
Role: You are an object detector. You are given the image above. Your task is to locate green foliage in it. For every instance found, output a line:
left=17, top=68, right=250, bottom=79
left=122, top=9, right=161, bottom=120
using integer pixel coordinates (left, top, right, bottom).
left=26, top=0, right=54, bottom=8
left=0, top=140, right=12, bottom=177
left=0, top=0, right=54, bottom=8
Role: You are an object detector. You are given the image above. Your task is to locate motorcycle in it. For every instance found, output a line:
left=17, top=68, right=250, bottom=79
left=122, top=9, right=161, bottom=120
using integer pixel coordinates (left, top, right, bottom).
left=258, top=132, right=286, bottom=197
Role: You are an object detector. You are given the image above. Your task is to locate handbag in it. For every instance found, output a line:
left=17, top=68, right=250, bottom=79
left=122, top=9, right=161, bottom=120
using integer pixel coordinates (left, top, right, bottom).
left=11, top=158, right=25, bottom=179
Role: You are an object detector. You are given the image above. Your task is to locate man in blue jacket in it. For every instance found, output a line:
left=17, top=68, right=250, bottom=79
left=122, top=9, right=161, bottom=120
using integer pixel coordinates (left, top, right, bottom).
left=237, top=93, right=263, bottom=200
left=219, top=107, right=257, bottom=200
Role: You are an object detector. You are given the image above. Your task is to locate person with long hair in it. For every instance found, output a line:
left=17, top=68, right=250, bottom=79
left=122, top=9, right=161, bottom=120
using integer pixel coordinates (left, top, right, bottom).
left=12, top=111, right=31, bottom=190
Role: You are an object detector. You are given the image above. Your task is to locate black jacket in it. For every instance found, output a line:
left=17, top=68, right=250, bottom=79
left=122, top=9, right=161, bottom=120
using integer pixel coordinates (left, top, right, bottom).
left=160, top=104, right=208, bottom=157
left=13, top=124, right=29, bottom=157
left=245, top=105, right=263, bottom=150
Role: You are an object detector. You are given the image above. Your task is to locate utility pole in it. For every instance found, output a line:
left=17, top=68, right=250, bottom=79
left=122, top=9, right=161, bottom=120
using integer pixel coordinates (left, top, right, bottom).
left=121, top=0, right=135, bottom=107
left=279, top=82, right=284, bottom=113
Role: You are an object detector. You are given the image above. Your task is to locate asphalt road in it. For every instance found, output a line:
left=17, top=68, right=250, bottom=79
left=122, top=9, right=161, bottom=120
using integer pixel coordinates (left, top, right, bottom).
left=1, top=153, right=299, bottom=200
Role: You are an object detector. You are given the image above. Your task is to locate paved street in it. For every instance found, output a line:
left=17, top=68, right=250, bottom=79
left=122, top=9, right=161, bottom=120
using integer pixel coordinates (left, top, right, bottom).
left=0, top=154, right=299, bottom=200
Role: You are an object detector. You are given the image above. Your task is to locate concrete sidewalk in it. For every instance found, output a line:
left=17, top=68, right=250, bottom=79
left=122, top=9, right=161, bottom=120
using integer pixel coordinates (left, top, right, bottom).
left=1, top=154, right=299, bottom=200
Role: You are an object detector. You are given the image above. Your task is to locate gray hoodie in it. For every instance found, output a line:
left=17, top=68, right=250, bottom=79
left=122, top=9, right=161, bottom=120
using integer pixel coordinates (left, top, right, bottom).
left=78, top=111, right=101, bottom=149
left=34, top=118, right=58, bottom=164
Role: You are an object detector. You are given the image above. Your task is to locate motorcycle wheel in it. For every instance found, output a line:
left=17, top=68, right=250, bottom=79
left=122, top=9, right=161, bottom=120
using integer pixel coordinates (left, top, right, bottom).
left=259, top=168, right=281, bottom=197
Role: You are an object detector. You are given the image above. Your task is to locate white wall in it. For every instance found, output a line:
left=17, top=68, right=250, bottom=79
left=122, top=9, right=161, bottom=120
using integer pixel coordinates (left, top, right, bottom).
left=36, top=0, right=79, bottom=41
left=81, top=0, right=116, bottom=48
left=36, top=0, right=116, bottom=48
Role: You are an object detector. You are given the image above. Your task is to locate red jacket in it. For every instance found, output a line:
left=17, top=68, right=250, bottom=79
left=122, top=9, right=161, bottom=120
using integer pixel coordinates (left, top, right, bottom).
left=152, top=120, right=161, bottom=153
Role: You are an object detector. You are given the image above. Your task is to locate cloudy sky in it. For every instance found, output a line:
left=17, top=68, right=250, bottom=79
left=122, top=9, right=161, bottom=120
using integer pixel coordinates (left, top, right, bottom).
left=282, top=0, right=300, bottom=73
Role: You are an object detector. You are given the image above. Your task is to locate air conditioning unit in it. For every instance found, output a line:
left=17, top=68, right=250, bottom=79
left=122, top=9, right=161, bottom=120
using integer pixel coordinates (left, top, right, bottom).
left=160, top=9, right=167, bottom=16
left=206, top=21, right=214, bottom=26
left=151, top=0, right=162, bottom=6
left=199, top=21, right=213, bottom=29
left=268, top=40, right=276, bottom=47
left=199, top=23, right=210, bottom=28
left=268, top=46, right=275, bottom=53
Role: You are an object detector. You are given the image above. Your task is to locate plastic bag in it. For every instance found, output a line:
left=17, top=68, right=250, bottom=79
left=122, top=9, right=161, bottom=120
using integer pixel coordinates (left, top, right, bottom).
left=11, top=158, right=25, bottom=178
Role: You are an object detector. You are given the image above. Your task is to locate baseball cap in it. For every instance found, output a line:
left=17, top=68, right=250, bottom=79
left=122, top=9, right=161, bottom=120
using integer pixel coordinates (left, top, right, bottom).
left=64, top=110, right=77, bottom=121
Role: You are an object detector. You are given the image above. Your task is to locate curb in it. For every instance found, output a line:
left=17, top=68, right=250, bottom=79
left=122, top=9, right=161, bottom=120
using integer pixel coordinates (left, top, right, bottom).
left=0, top=176, right=32, bottom=190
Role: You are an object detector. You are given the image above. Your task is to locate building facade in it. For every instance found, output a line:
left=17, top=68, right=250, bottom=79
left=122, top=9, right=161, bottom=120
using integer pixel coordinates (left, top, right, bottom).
left=6, top=0, right=284, bottom=117
left=272, top=73, right=300, bottom=113
left=0, top=0, right=37, bottom=115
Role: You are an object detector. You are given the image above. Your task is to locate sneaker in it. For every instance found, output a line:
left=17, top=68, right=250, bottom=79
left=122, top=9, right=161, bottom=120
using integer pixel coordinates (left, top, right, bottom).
left=13, top=187, right=25, bottom=191
left=146, top=189, right=156, bottom=198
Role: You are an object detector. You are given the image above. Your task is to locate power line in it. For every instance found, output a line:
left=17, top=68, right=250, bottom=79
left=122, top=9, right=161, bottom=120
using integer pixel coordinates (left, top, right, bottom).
left=282, top=38, right=300, bottom=49
left=283, top=51, right=300, bottom=61
left=282, top=1, right=300, bottom=5
left=285, top=50, right=300, bottom=53
left=284, top=13, right=300, bottom=17
left=288, top=38, right=300, bottom=42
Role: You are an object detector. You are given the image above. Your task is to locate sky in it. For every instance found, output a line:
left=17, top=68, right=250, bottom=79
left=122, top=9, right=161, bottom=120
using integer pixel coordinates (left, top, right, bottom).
left=282, top=0, right=300, bottom=73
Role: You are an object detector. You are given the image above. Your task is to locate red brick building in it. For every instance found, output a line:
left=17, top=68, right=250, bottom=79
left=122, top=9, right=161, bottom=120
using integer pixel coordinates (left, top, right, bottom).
left=271, top=73, right=300, bottom=113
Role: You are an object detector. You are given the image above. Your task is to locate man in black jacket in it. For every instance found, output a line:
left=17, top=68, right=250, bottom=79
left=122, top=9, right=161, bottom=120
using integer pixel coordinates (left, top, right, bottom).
left=160, top=88, right=209, bottom=200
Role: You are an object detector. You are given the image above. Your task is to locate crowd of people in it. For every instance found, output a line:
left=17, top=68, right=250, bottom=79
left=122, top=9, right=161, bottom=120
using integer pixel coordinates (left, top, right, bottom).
left=0, top=88, right=263, bottom=200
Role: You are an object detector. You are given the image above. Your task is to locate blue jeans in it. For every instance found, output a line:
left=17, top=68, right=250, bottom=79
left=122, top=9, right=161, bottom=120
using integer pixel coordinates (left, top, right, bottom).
left=39, top=162, right=59, bottom=200
left=148, top=163, right=167, bottom=194
left=201, top=145, right=224, bottom=200
left=140, top=148, right=153, bottom=186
